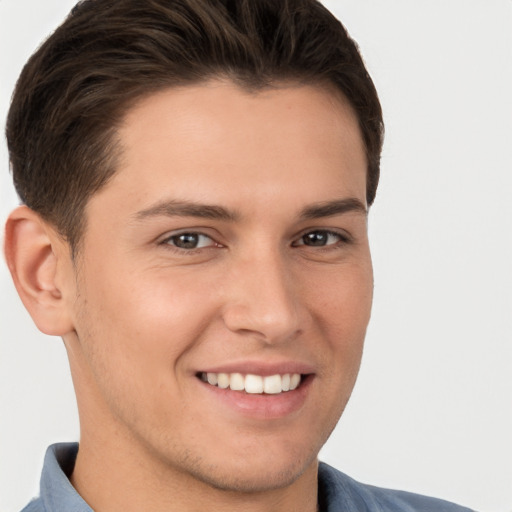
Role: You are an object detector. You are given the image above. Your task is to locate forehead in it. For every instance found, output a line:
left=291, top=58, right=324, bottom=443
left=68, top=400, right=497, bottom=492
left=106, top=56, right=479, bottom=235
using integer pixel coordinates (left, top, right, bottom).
left=88, top=80, right=367, bottom=223
left=122, top=79, right=360, bottom=129
left=120, top=80, right=363, bottom=153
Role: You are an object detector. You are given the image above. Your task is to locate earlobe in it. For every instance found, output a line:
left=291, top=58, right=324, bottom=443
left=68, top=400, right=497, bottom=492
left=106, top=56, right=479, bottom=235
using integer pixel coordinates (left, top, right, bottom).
left=4, top=205, right=75, bottom=336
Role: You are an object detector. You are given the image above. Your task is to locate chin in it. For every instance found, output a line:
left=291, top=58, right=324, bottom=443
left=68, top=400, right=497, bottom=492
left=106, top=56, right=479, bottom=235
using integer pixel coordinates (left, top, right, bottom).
left=167, top=439, right=320, bottom=494
left=191, top=456, right=317, bottom=494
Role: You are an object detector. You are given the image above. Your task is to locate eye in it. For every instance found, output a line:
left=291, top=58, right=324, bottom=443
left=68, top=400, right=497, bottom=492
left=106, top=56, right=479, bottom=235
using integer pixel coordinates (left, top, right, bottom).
left=163, top=232, right=217, bottom=250
left=294, top=230, right=348, bottom=247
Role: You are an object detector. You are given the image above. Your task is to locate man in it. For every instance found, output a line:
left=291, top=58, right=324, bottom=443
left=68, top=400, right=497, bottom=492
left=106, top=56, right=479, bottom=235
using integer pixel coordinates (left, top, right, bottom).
left=3, top=1, right=475, bottom=511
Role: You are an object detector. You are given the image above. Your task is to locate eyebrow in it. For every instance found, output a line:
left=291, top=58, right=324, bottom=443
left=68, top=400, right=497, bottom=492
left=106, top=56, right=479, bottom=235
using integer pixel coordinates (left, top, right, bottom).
left=134, top=200, right=239, bottom=222
left=133, top=197, right=366, bottom=222
left=298, top=198, right=367, bottom=220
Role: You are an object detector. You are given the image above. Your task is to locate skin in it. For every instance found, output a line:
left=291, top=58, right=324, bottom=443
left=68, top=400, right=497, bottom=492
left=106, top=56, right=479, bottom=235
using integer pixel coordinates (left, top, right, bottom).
left=5, top=80, right=373, bottom=512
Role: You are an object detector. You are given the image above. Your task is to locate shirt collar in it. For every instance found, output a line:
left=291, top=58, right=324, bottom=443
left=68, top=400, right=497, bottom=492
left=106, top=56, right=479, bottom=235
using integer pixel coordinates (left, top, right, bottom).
left=40, top=443, right=92, bottom=512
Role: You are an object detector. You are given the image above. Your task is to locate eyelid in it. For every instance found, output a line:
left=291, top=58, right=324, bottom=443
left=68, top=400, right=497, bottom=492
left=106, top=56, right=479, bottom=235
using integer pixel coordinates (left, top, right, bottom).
left=158, top=229, right=222, bottom=249
left=292, top=228, right=352, bottom=247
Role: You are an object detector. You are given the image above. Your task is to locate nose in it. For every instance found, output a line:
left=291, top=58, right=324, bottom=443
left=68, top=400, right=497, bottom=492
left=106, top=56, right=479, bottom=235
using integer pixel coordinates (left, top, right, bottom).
left=221, top=248, right=302, bottom=344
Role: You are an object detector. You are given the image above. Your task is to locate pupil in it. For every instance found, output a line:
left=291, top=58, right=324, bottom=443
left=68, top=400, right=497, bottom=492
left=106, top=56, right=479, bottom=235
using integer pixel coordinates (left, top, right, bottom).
left=175, top=233, right=198, bottom=249
left=304, top=232, right=327, bottom=246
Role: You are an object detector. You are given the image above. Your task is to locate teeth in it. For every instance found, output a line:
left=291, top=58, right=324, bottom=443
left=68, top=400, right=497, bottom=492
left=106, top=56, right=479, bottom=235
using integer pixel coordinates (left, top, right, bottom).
left=217, top=373, right=229, bottom=389
left=229, top=373, right=245, bottom=391
left=290, top=373, right=301, bottom=390
left=201, top=372, right=303, bottom=394
left=245, top=374, right=264, bottom=394
left=263, top=374, right=282, bottom=394
left=281, top=373, right=291, bottom=391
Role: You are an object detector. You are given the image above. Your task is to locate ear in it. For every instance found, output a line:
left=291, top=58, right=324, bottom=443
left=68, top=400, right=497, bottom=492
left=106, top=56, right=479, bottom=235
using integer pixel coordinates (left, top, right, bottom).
left=4, top=206, right=75, bottom=336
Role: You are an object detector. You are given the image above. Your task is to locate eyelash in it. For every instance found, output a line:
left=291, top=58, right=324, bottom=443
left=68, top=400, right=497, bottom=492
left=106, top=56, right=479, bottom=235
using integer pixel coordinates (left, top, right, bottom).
left=292, top=229, right=351, bottom=248
left=159, top=228, right=352, bottom=255
left=159, top=232, right=222, bottom=253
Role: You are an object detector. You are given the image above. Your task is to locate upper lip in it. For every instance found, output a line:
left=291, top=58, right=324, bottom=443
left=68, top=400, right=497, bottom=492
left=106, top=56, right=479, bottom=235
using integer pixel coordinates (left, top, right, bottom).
left=197, top=360, right=316, bottom=376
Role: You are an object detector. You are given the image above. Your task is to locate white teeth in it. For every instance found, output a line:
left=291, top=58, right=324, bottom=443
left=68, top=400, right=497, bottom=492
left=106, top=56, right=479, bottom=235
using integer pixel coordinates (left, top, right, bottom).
left=229, top=373, right=245, bottom=391
left=245, top=374, right=264, bottom=394
left=290, top=373, right=301, bottom=390
left=281, top=374, right=291, bottom=391
left=201, top=372, right=302, bottom=394
left=263, top=374, right=282, bottom=394
left=217, top=373, right=229, bottom=389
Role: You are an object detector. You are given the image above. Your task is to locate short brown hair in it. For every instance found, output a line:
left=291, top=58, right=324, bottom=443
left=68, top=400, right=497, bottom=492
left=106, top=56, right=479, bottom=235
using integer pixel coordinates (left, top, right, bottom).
left=6, top=0, right=383, bottom=251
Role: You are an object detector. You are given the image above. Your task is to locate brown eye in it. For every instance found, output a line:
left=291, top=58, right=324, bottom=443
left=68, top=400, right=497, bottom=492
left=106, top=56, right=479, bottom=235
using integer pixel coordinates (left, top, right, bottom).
left=165, top=233, right=215, bottom=249
left=296, top=230, right=344, bottom=247
left=303, top=231, right=329, bottom=246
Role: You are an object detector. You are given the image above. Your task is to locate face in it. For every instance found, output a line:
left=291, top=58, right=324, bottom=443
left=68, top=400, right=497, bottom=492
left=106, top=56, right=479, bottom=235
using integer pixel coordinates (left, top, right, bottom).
left=63, top=81, right=373, bottom=493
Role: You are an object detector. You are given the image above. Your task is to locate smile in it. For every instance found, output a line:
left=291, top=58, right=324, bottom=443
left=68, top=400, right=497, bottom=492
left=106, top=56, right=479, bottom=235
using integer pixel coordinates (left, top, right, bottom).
left=199, top=372, right=302, bottom=394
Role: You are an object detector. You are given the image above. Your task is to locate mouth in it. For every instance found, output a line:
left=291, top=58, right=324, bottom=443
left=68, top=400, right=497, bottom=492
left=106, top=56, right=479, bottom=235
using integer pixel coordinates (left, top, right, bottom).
left=197, top=372, right=304, bottom=395
left=195, top=367, right=314, bottom=418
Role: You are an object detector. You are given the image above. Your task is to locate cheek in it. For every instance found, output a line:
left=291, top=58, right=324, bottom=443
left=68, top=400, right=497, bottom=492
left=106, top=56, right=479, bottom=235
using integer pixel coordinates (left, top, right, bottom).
left=72, top=261, right=224, bottom=411
left=307, top=257, right=373, bottom=329
left=305, top=259, right=373, bottom=375
left=71, top=268, right=212, bottom=427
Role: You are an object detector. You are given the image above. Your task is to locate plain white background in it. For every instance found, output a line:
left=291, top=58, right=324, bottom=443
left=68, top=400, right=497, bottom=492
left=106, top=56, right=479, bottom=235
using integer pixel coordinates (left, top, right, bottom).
left=1, top=1, right=511, bottom=511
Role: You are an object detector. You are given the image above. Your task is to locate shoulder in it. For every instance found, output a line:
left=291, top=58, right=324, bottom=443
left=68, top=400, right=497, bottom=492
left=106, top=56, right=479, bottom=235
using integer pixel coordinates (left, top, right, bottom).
left=18, top=443, right=85, bottom=512
left=318, top=462, right=475, bottom=512
left=20, top=497, right=45, bottom=512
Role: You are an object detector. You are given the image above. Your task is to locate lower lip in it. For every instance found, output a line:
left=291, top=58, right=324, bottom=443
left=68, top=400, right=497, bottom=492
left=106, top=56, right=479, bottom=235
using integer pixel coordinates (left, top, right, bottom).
left=197, top=375, right=313, bottom=420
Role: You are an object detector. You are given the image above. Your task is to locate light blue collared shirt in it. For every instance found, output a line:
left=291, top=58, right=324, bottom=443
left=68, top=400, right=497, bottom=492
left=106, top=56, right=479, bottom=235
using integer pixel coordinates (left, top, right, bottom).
left=21, top=443, right=474, bottom=512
